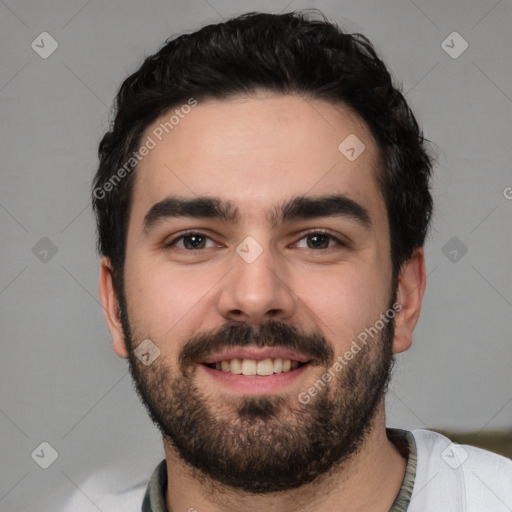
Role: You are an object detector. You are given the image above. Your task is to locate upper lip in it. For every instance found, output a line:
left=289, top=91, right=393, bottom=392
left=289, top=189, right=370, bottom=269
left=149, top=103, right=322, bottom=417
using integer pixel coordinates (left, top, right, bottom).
left=200, top=347, right=311, bottom=364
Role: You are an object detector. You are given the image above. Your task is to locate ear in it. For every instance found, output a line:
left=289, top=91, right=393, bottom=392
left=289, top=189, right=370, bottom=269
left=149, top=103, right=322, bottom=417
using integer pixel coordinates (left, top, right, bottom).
left=392, top=247, right=426, bottom=354
left=99, top=257, right=129, bottom=359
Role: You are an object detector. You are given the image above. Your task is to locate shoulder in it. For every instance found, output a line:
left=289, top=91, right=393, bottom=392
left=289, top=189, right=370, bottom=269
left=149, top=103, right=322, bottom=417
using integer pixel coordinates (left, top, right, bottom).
left=411, top=428, right=512, bottom=473
left=408, top=428, right=512, bottom=512
left=58, top=465, right=149, bottom=512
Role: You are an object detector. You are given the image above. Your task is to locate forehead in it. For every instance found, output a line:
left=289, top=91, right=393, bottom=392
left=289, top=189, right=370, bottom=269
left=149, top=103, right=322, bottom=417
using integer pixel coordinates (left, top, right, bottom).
left=129, top=93, right=385, bottom=228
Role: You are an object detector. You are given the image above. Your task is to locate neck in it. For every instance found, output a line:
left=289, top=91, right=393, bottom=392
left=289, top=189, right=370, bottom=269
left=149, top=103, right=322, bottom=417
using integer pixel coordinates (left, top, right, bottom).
left=162, top=405, right=407, bottom=512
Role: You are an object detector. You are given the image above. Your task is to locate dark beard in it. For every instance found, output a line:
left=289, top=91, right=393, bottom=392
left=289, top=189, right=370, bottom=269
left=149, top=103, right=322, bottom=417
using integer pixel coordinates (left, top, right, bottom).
left=120, top=302, right=395, bottom=493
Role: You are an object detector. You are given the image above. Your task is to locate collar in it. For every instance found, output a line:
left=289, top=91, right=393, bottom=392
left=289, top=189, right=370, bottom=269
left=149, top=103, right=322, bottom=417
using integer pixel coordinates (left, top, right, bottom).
left=142, top=427, right=417, bottom=511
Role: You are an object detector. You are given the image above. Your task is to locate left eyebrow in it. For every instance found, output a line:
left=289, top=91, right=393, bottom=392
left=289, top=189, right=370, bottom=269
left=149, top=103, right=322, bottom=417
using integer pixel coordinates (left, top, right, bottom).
left=141, top=193, right=372, bottom=235
left=273, top=194, right=372, bottom=230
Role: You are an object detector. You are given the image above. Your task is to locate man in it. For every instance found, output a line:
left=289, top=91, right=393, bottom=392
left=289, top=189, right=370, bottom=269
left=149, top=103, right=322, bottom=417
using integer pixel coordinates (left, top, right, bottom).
left=92, top=10, right=512, bottom=512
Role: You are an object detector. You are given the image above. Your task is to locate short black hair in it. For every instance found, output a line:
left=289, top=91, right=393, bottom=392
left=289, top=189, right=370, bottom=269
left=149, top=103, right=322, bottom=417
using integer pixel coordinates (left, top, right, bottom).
left=92, top=10, right=434, bottom=296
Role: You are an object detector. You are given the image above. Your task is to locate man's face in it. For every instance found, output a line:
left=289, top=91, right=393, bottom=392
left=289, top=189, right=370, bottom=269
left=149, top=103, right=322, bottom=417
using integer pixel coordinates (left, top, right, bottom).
left=116, top=93, right=398, bottom=492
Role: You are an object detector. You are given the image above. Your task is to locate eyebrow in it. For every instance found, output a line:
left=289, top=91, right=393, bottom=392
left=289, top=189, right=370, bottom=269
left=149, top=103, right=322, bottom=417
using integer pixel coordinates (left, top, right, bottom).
left=142, top=194, right=372, bottom=235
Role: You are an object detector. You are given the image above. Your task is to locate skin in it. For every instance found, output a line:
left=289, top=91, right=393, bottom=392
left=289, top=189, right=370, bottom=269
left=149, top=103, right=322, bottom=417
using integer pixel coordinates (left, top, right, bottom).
left=99, top=91, right=426, bottom=511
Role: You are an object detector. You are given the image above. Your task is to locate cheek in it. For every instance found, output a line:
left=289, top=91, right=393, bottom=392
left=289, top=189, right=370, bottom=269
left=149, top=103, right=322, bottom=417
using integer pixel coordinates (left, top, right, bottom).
left=292, top=262, right=389, bottom=343
left=123, top=257, right=222, bottom=339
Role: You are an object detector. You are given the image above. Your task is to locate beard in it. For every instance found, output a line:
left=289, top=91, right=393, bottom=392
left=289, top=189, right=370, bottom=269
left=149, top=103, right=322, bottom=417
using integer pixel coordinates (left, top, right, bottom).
left=119, top=295, right=396, bottom=494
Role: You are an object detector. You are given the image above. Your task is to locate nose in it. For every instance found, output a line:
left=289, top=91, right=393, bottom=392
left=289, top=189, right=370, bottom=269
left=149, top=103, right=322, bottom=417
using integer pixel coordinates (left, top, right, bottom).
left=217, top=241, right=297, bottom=326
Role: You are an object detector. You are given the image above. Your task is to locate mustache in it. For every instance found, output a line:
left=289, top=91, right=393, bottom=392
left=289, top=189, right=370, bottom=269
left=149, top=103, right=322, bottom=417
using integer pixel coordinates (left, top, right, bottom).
left=179, top=320, right=334, bottom=368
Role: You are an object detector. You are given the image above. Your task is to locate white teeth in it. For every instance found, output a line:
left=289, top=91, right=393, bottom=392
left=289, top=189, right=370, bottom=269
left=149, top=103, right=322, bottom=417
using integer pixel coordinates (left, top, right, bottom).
left=256, top=358, right=274, bottom=376
left=241, top=359, right=257, bottom=376
left=229, top=358, right=242, bottom=374
left=211, top=357, right=303, bottom=375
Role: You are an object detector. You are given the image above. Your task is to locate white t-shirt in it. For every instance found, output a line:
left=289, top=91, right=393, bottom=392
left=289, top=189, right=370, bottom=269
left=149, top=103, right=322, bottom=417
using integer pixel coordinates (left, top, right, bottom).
left=55, top=429, right=511, bottom=511
left=408, top=428, right=512, bottom=511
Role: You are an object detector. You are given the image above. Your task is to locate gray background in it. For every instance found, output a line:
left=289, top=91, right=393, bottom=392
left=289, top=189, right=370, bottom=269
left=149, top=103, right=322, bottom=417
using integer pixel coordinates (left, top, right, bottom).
left=1, top=0, right=511, bottom=510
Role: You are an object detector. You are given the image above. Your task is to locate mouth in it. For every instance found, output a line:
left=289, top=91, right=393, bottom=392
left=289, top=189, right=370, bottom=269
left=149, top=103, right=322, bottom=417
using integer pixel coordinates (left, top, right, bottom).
left=204, top=358, right=306, bottom=375
left=197, top=347, right=313, bottom=394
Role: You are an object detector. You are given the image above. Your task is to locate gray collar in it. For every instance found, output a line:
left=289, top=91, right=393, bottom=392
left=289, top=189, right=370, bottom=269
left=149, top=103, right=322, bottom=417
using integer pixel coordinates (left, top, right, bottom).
left=142, top=427, right=417, bottom=511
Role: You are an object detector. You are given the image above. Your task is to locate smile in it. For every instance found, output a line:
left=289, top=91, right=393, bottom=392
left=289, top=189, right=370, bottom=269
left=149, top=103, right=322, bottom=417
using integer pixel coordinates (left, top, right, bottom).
left=204, top=357, right=306, bottom=376
left=198, top=347, right=313, bottom=393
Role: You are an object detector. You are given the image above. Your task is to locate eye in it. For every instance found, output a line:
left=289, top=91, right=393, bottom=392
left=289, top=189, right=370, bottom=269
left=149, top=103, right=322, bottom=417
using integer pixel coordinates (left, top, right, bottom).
left=164, top=232, right=218, bottom=250
left=163, top=230, right=347, bottom=252
left=294, top=230, right=345, bottom=250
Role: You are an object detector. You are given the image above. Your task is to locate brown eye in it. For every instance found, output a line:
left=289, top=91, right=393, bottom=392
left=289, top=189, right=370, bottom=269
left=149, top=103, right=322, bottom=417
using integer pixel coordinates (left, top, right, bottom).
left=306, top=234, right=330, bottom=249
left=165, top=232, right=217, bottom=250
left=295, top=231, right=344, bottom=250
left=182, top=234, right=207, bottom=249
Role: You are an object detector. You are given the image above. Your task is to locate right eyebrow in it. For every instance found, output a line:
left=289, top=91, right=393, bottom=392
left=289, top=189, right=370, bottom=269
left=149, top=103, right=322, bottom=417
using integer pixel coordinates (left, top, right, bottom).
left=142, top=196, right=239, bottom=235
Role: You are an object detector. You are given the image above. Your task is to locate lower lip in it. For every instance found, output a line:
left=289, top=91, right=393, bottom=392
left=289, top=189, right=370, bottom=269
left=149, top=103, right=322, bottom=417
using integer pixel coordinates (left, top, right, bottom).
left=198, top=363, right=310, bottom=395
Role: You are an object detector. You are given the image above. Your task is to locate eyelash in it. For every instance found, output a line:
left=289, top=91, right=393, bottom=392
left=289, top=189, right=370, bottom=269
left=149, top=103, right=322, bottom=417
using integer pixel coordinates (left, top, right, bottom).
left=163, top=229, right=348, bottom=251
